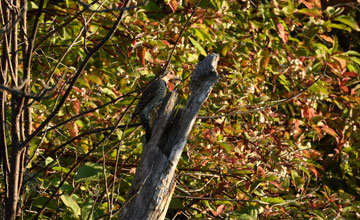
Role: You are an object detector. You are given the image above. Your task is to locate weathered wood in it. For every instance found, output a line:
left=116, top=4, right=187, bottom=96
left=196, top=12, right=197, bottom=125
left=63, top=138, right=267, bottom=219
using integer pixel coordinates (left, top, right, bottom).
left=119, top=53, right=219, bottom=220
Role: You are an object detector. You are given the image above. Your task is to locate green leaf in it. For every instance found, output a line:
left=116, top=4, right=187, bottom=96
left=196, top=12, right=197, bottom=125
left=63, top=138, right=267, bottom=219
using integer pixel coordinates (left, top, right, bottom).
left=190, top=27, right=212, bottom=42
left=81, top=199, right=94, bottom=220
left=52, top=166, right=70, bottom=173
left=101, top=88, right=116, bottom=98
left=249, top=20, right=263, bottom=29
left=291, top=170, right=304, bottom=188
left=75, top=162, right=104, bottom=183
left=85, top=74, right=103, bottom=85
left=310, top=116, right=323, bottom=124
left=234, top=205, right=259, bottom=219
left=311, top=210, right=326, bottom=219
left=221, top=42, right=232, bottom=57
left=188, top=36, right=207, bottom=56
left=346, top=50, right=360, bottom=57
left=218, top=141, right=232, bottom=152
left=77, top=78, right=90, bottom=88
left=330, top=23, right=352, bottom=32
left=261, top=197, right=285, bottom=204
left=60, top=194, right=81, bottom=216
left=60, top=28, right=71, bottom=40
left=249, top=181, right=262, bottom=194
left=296, top=8, right=321, bottom=17
left=278, top=75, right=290, bottom=91
left=169, top=198, right=184, bottom=209
left=349, top=56, right=360, bottom=66
left=334, top=15, right=360, bottom=32
left=29, top=1, right=38, bottom=9
left=300, top=166, right=310, bottom=178
left=45, top=157, right=54, bottom=166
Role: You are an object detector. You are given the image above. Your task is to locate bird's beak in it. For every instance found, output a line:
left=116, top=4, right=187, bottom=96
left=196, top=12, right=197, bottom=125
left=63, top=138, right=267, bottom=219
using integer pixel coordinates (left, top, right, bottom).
left=169, top=76, right=182, bottom=83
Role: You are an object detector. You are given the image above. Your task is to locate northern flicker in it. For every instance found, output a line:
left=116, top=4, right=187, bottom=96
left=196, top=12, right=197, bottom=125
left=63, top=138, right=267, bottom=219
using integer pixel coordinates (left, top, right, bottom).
left=133, top=70, right=181, bottom=142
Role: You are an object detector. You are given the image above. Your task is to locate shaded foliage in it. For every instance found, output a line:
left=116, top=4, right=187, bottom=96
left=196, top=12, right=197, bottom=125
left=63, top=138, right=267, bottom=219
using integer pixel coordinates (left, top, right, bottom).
left=1, top=0, right=360, bottom=219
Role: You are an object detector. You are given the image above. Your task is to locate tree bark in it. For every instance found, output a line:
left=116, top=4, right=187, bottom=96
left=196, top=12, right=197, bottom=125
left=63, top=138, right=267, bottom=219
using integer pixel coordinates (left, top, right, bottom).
left=119, top=53, right=219, bottom=220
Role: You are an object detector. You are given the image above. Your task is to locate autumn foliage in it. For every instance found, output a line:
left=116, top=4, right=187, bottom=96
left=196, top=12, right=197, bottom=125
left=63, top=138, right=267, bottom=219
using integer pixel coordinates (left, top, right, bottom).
left=1, top=0, right=360, bottom=219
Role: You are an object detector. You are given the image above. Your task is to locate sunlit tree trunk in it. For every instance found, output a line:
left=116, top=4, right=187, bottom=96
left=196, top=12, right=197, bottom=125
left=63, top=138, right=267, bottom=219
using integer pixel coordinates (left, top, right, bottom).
left=119, top=54, right=219, bottom=220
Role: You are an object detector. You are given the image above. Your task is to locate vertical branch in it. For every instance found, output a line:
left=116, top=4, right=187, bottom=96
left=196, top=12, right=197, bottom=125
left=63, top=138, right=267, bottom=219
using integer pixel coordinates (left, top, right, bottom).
left=7, top=0, right=21, bottom=218
left=18, top=0, right=30, bottom=215
left=0, top=0, right=10, bottom=192
left=20, top=0, right=131, bottom=150
left=22, top=0, right=43, bottom=144
left=5, top=0, right=43, bottom=218
left=20, top=0, right=31, bottom=140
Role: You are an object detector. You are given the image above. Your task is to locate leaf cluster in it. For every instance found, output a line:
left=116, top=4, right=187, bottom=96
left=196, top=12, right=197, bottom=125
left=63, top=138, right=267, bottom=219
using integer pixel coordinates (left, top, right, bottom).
left=12, top=0, right=360, bottom=219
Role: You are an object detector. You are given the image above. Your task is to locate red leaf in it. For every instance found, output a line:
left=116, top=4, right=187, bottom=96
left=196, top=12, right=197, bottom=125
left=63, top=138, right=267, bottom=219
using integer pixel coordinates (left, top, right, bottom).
left=115, top=1, right=125, bottom=8
left=333, top=56, right=347, bottom=69
left=168, top=0, right=178, bottom=13
left=72, top=86, right=82, bottom=94
left=302, top=107, right=316, bottom=120
left=340, top=85, right=349, bottom=93
left=73, top=99, right=81, bottom=114
left=263, top=55, right=270, bottom=69
left=277, top=23, right=288, bottom=44
left=309, top=166, right=318, bottom=180
left=134, top=20, right=145, bottom=27
left=132, top=39, right=136, bottom=46
left=300, top=0, right=314, bottom=9
left=137, top=47, right=146, bottom=66
left=210, top=209, right=217, bottom=216
left=65, top=122, right=79, bottom=142
left=321, top=125, right=338, bottom=138
left=351, top=88, right=356, bottom=96
left=342, top=71, right=358, bottom=77
left=162, top=40, right=171, bottom=48
left=268, top=181, right=284, bottom=191
left=257, top=166, right=266, bottom=177
left=319, top=34, right=334, bottom=43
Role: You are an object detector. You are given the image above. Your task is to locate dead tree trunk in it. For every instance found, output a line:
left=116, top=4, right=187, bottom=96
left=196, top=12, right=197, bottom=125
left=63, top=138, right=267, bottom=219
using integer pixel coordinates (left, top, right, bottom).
left=119, top=54, right=219, bottom=220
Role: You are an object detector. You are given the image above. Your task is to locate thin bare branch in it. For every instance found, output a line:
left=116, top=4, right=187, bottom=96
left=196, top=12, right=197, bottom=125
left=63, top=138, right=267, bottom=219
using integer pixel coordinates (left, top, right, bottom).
left=197, top=63, right=329, bottom=119
left=31, top=2, right=133, bottom=218
left=77, top=0, right=147, bottom=13
left=21, top=0, right=131, bottom=150
left=0, top=5, right=25, bottom=36
left=173, top=185, right=321, bottom=207
left=31, top=1, right=106, bottom=105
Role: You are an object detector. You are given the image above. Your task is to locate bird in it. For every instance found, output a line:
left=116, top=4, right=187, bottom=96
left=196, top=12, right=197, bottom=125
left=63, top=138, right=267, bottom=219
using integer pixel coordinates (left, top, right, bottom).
left=132, top=70, right=181, bottom=142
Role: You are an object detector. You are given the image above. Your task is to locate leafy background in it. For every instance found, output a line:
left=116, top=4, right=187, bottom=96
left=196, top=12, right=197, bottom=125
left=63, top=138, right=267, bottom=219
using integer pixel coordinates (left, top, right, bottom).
left=13, top=0, right=360, bottom=219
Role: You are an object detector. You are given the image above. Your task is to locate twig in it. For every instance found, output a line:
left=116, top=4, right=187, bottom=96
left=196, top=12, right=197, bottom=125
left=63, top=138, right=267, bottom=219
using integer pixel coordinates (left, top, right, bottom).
left=162, top=0, right=202, bottom=74
left=0, top=5, right=25, bottom=36
left=197, top=63, right=328, bottom=119
left=30, top=1, right=106, bottom=106
left=21, top=0, right=132, bottom=151
left=173, top=185, right=321, bottom=207
left=42, top=91, right=138, bottom=134
left=77, top=0, right=147, bottom=13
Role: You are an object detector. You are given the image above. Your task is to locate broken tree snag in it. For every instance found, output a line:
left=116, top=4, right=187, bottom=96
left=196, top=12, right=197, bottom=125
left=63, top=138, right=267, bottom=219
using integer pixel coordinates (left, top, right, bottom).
left=119, top=53, right=219, bottom=220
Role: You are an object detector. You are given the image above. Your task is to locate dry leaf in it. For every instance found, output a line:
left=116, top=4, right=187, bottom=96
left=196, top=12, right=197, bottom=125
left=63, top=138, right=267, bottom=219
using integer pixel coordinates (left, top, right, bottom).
left=137, top=47, right=146, bottom=66
left=215, top=204, right=226, bottom=216
left=319, top=34, right=334, bottom=43
left=168, top=0, right=178, bottom=13
left=277, top=23, right=288, bottom=44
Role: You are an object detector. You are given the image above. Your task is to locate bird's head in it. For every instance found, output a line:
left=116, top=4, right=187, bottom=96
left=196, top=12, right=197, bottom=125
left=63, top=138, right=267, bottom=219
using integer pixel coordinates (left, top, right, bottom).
left=162, top=70, right=182, bottom=91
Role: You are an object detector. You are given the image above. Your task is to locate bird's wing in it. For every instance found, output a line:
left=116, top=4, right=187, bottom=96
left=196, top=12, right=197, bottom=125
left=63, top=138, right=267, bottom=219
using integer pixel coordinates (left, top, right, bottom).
left=133, top=80, right=166, bottom=117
